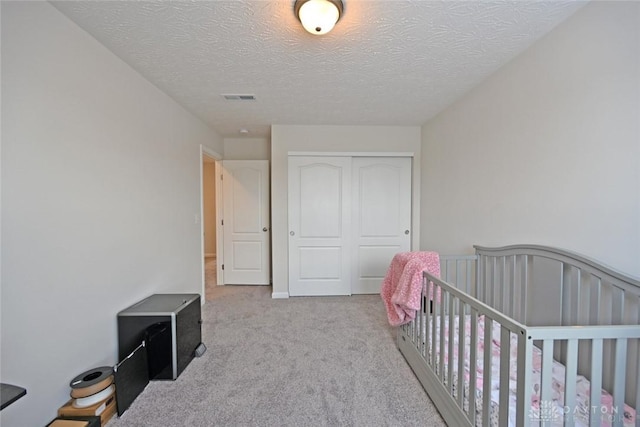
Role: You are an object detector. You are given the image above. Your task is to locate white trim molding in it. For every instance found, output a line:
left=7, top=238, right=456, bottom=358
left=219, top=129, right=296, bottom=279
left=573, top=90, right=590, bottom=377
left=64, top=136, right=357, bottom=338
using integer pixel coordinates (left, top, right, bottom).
left=288, top=151, right=415, bottom=158
left=271, top=292, right=290, bottom=299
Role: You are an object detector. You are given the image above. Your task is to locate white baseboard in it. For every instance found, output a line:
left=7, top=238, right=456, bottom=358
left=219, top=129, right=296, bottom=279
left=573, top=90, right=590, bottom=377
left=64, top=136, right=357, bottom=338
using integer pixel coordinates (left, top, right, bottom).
left=271, top=292, right=289, bottom=299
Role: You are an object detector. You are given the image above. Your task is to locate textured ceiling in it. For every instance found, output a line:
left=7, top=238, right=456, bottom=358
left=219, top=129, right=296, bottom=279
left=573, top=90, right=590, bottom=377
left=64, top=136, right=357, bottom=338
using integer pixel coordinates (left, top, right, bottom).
left=51, top=0, right=585, bottom=138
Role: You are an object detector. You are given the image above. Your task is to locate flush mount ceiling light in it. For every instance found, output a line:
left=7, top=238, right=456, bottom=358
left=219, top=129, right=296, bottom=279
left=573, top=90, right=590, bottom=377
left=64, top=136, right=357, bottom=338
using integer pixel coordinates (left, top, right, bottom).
left=294, top=0, right=343, bottom=35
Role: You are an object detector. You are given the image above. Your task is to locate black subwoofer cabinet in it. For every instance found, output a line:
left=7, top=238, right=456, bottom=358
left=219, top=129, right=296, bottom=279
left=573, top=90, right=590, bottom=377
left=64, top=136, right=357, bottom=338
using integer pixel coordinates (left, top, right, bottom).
left=117, top=294, right=202, bottom=380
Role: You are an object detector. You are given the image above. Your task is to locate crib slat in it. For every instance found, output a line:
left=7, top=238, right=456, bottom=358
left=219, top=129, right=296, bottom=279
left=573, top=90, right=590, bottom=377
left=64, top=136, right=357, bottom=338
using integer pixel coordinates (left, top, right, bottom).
left=575, top=269, right=583, bottom=325
left=457, top=300, right=466, bottom=409
left=439, top=292, right=446, bottom=380
left=480, top=256, right=486, bottom=304
left=499, top=326, right=510, bottom=424
left=482, top=316, right=492, bottom=427
left=416, top=279, right=425, bottom=354
left=541, top=339, right=554, bottom=423
left=435, top=289, right=441, bottom=369
left=562, top=264, right=571, bottom=326
left=613, top=338, right=627, bottom=426
left=564, top=339, right=578, bottom=426
left=514, top=255, right=525, bottom=323
left=589, top=276, right=602, bottom=325
left=481, top=256, right=487, bottom=304
left=611, top=285, right=624, bottom=325
left=476, top=255, right=483, bottom=302
left=509, top=255, right=516, bottom=318
left=516, top=333, right=534, bottom=426
left=424, top=280, right=433, bottom=365
left=426, top=279, right=432, bottom=363
left=494, top=256, right=499, bottom=307
left=467, top=259, right=475, bottom=299
left=416, top=279, right=425, bottom=350
left=499, top=256, right=506, bottom=312
left=485, top=256, right=492, bottom=306
left=447, top=293, right=455, bottom=392
left=417, top=287, right=424, bottom=356
left=432, top=293, right=438, bottom=368
left=590, top=339, right=603, bottom=427
left=469, top=309, right=478, bottom=424
left=523, top=255, right=532, bottom=322
left=456, top=260, right=463, bottom=293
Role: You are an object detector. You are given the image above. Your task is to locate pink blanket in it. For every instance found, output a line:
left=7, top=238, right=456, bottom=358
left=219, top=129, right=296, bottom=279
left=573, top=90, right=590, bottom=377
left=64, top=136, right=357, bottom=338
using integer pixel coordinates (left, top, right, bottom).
left=380, top=251, right=440, bottom=326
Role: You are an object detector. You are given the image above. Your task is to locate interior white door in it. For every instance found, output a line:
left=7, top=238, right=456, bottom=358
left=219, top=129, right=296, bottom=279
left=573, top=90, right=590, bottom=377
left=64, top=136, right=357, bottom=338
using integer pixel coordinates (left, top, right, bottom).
left=351, top=157, right=412, bottom=294
left=288, top=156, right=351, bottom=296
left=222, top=160, right=270, bottom=285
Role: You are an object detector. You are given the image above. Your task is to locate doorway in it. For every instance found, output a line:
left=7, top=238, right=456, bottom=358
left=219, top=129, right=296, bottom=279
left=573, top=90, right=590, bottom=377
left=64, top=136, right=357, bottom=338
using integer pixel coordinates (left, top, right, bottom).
left=203, top=155, right=217, bottom=298
left=200, top=146, right=222, bottom=301
left=220, top=160, right=271, bottom=285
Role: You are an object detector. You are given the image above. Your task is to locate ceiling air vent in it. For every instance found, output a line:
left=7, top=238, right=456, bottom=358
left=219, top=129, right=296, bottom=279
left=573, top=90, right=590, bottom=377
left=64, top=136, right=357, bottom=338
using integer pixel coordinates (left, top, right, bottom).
left=222, top=94, right=256, bottom=101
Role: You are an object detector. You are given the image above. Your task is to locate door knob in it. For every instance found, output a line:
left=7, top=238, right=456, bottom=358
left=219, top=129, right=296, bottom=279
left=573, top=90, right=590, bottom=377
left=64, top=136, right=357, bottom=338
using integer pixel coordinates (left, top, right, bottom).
left=263, top=227, right=268, bottom=232
left=405, top=230, right=410, bottom=235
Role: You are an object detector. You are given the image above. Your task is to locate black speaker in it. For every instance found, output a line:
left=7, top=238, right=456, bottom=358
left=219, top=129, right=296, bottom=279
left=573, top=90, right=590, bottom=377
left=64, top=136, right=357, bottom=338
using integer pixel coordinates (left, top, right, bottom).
left=117, top=294, right=202, bottom=380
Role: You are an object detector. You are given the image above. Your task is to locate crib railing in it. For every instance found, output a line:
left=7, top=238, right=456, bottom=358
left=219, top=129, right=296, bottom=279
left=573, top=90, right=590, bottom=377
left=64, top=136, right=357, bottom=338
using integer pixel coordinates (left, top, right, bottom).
left=440, top=254, right=477, bottom=295
left=522, top=324, right=640, bottom=427
left=474, top=244, right=640, bottom=328
left=423, top=272, right=528, bottom=426
left=401, top=271, right=640, bottom=426
left=398, top=246, right=640, bottom=426
left=474, top=244, right=640, bottom=411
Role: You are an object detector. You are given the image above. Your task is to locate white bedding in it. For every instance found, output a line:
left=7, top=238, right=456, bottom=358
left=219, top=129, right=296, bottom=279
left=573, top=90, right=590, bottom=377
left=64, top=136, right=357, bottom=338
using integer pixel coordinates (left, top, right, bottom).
left=425, top=314, right=636, bottom=426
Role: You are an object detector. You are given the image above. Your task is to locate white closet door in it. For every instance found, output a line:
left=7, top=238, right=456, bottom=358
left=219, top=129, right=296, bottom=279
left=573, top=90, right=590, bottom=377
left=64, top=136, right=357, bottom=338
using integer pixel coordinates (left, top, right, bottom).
left=288, top=157, right=351, bottom=296
left=222, top=160, right=270, bottom=285
left=352, top=157, right=412, bottom=294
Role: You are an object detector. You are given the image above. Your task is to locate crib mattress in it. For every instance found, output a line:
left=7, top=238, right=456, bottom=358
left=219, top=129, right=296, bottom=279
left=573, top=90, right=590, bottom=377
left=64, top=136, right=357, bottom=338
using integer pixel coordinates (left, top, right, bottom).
left=426, top=314, right=636, bottom=426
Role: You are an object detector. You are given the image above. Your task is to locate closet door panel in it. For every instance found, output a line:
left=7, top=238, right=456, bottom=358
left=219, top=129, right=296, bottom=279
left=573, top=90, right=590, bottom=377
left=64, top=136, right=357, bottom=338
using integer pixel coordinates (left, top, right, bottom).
left=359, top=164, right=403, bottom=236
left=299, top=165, right=343, bottom=238
left=288, top=157, right=351, bottom=296
left=299, top=247, right=342, bottom=279
left=352, top=157, right=412, bottom=294
left=358, top=246, right=399, bottom=279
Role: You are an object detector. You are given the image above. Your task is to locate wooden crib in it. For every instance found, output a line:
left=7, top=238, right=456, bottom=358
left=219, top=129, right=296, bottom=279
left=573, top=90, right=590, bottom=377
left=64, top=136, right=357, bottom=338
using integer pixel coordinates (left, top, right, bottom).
left=397, top=244, right=640, bottom=426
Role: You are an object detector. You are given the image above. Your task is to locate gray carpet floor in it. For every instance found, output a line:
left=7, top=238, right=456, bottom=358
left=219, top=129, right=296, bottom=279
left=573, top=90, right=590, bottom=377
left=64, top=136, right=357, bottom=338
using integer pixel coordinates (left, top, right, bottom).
left=106, top=286, right=446, bottom=426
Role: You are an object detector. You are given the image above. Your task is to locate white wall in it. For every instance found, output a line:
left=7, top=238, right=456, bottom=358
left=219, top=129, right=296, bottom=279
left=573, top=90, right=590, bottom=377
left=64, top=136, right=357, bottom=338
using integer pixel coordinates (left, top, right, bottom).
left=271, top=125, right=421, bottom=298
left=0, top=2, right=223, bottom=426
left=421, top=1, right=640, bottom=277
left=223, top=137, right=270, bottom=160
